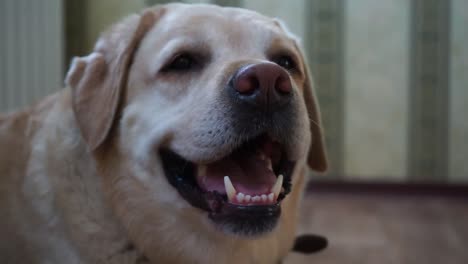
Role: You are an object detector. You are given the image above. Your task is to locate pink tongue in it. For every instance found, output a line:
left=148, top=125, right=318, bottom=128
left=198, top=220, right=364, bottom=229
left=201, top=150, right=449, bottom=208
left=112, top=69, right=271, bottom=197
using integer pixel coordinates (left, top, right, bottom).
left=197, top=153, right=276, bottom=195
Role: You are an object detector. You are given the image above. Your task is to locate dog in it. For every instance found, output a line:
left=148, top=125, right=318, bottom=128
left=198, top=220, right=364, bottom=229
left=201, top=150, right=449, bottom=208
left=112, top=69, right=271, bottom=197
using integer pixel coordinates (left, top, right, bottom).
left=0, top=3, right=327, bottom=263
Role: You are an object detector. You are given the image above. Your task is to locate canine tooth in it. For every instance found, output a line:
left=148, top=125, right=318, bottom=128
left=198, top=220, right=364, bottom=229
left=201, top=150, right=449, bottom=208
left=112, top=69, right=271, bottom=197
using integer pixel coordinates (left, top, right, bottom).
left=224, top=176, right=236, bottom=202
left=261, top=194, right=267, bottom=202
left=237, top=193, right=245, bottom=203
left=245, top=195, right=251, bottom=203
left=272, top=174, right=283, bottom=198
left=266, top=159, right=273, bottom=170
left=268, top=193, right=274, bottom=202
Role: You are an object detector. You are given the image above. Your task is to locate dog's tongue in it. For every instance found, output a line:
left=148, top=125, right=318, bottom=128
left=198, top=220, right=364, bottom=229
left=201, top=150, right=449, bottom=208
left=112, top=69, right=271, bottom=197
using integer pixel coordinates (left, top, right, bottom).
left=197, top=150, right=276, bottom=195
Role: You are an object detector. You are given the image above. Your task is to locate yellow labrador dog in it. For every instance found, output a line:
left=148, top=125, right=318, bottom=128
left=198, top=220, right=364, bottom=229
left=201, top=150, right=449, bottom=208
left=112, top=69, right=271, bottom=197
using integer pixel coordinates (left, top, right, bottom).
left=0, top=3, right=327, bottom=264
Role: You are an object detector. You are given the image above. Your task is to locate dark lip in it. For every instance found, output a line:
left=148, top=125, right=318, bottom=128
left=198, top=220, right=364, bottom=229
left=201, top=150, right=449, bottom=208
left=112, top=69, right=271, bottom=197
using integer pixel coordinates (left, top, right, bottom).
left=208, top=203, right=282, bottom=236
left=159, top=136, right=296, bottom=235
left=159, top=148, right=295, bottom=212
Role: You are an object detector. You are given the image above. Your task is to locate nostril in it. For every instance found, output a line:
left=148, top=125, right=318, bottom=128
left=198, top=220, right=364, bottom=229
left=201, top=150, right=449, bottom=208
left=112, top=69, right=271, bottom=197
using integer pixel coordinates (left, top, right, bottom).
left=276, top=76, right=292, bottom=94
left=235, top=75, right=259, bottom=95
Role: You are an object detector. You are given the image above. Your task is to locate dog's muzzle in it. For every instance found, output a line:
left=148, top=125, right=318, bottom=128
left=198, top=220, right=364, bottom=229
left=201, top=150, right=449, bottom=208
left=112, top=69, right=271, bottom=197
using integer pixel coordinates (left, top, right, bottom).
left=161, top=62, right=300, bottom=236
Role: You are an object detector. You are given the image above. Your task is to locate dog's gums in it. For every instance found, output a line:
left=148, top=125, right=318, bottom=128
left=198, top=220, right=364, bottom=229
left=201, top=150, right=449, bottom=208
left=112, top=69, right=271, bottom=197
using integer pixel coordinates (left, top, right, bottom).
left=160, top=134, right=296, bottom=236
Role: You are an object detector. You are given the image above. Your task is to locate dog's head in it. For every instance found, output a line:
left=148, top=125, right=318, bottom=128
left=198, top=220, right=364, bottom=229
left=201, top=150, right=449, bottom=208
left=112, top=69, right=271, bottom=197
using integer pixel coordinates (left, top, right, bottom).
left=66, top=2, right=326, bottom=256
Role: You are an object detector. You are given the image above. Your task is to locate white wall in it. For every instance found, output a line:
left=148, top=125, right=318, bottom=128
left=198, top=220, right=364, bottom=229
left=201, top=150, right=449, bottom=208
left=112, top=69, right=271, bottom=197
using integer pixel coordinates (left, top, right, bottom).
left=0, top=0, right=63, bottom=112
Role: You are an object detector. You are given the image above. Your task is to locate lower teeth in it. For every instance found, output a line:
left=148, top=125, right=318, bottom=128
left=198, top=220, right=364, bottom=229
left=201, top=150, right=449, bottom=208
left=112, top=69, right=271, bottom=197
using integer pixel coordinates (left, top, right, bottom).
left=223, top=175, right=284, bottom=204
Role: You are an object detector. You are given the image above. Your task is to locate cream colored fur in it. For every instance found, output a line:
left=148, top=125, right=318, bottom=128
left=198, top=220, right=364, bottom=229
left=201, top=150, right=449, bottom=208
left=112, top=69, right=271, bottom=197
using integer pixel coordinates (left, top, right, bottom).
left=0, top=3, right=326, bottom=264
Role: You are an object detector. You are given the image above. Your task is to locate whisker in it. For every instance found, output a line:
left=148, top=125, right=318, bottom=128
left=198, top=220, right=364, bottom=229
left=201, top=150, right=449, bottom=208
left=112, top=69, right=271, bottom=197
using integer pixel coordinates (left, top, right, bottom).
left=308, top=117, right=320, bottom=129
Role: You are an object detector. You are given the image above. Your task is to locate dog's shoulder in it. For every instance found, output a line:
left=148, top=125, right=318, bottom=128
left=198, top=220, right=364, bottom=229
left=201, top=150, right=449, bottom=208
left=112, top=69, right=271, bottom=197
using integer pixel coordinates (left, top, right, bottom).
left=0, top=88, right=120, bottom=263
left=0, top=107, right=35, bottom=179
left=0, top=91, right=63, bottom=165
left=0, top=90, right=72, bottom=208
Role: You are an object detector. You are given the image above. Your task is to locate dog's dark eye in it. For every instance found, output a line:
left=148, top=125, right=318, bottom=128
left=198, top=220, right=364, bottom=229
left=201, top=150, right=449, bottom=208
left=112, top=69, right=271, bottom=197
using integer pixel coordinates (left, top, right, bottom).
left=272, top=55, right=296, bottom=71
left=163, top=53, right=196, bottom=72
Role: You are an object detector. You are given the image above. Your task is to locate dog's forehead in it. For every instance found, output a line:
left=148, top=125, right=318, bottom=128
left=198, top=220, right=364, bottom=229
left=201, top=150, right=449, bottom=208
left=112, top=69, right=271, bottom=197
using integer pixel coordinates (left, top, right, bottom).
left=162, top=4, right=275, bottom=29
left=146, top=4, right=293, bottom=52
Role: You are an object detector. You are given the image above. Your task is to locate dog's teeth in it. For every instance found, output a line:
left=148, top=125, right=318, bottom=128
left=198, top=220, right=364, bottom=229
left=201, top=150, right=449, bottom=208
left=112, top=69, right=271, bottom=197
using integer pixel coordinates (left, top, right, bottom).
left=271, top=174, right=283, bottom=199
left=266, top=159, right=273, bottom=170
left=252, top=196, right=260, bottom=202
left=224, top=176, right=236, bottom=202
left=261, top=194, right=267, bottom=202
left=245, top=195, right=251, bottom=203
left=236, top=193, right=245, bottom=203
left=268, top=193, right=274, bottom=203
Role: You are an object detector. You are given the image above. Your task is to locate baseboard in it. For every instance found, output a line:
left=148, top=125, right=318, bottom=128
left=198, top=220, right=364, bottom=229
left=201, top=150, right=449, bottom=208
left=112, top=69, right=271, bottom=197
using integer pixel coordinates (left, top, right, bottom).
left=306, top=180, right=468, bottom=199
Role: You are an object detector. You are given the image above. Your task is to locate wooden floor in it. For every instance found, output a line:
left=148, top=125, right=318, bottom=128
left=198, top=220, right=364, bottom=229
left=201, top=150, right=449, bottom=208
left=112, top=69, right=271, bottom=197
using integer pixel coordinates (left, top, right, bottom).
left=285, top=190, right=468, bottom=264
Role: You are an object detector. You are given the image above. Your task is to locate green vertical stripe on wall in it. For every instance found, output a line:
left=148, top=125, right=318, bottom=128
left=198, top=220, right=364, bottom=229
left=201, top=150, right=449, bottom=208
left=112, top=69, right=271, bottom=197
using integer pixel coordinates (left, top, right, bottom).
left=408, top=0, right=450, bottom=181
left=305, top=0, right=345, bottom=176
left=64, top=0, right=88, bottom=68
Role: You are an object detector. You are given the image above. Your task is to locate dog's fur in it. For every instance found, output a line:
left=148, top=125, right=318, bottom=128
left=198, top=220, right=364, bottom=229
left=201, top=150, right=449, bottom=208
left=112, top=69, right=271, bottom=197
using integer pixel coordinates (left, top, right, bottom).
left=0, top=4, right=327, bottom=264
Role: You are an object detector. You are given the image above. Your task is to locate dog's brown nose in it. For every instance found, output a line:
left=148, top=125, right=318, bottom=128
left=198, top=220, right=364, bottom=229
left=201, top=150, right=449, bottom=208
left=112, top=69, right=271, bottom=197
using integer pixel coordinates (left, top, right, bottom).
left=230, top=63, right=292, bottom=109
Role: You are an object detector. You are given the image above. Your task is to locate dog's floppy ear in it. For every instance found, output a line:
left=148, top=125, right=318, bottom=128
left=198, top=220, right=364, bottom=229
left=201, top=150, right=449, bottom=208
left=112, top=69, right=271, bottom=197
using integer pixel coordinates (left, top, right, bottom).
left=274, top=19, right=328, bottom=172
left=302, top=60, right=328, bottom=172
left=65, top=10, right=161, bottom=150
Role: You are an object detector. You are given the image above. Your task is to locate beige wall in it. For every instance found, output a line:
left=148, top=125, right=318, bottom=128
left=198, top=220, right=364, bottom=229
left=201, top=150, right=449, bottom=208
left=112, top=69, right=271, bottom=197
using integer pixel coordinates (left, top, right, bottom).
left=343, top=0, right=409, bottom=180
left=244, top=0, right=306, bottom=41
left=83, top=0, right=146, bottom=52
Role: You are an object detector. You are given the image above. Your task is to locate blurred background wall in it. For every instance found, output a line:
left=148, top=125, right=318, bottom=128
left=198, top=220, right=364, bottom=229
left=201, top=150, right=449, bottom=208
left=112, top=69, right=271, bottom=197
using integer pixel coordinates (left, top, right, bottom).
left=0, top=0, right=63, bottom=112
left=0, top=0, right=467, bottom=184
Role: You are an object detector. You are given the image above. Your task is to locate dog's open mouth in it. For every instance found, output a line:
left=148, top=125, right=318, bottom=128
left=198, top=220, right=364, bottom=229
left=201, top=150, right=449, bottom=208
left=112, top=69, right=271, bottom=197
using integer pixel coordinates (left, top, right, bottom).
left=160, top=134, right=296, bottom=236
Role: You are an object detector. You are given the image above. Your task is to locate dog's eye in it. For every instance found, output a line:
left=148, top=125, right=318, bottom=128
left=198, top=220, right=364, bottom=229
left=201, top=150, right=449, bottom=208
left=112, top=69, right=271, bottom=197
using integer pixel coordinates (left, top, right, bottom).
left=163, top=53, right=196, bottom=72
left=272, top=55, right=296, bottom=71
